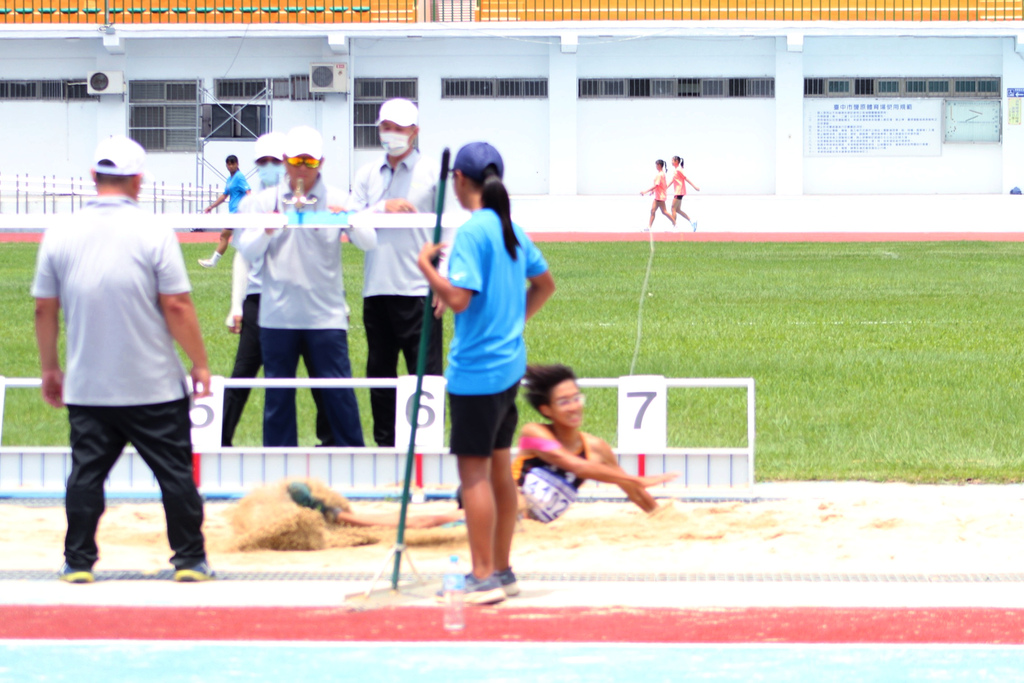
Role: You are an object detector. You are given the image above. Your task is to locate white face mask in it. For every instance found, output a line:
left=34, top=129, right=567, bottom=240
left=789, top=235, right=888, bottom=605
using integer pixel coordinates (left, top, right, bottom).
left=257, top=162, right=284, bottom=187
left=380, top=131, right=412, bottom=157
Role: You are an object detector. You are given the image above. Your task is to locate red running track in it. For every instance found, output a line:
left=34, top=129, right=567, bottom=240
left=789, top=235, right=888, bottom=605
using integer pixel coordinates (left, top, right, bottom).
left=3, top=605, right=1024, bottom=643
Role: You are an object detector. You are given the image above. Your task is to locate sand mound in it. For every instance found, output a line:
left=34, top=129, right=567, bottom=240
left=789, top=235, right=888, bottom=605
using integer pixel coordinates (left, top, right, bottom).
left=231, top=479, right=360, bottom=551
left=229, top=480, right=466, bottom=552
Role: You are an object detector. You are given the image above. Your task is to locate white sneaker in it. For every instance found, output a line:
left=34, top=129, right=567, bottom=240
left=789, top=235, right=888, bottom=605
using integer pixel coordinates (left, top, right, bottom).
left=198, top=258, right=216, bottom=268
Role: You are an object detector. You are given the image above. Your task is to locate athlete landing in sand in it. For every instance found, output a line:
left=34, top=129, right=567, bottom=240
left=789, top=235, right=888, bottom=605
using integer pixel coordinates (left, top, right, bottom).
left=514, top=364, right=679, bottom=523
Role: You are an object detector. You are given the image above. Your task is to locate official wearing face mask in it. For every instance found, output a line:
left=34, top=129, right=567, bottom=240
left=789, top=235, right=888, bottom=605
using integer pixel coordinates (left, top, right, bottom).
left=343, top=98, right=448, bottom=449
left=221, top=131, right=335, bottom=448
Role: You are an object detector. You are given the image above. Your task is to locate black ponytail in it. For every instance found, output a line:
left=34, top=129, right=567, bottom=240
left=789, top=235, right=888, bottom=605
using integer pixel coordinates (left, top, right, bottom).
left=481, top=164, right=519, bottom=260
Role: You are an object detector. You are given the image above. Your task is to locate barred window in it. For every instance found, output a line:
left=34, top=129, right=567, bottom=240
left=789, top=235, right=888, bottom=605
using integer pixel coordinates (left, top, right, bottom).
left=877, top=80, right=900, bottom=95
left=442, top=78, right=548, bottom=99
left=0, top=80, right=95, bottom=101
left=353, top=78, right=418, bottom=149
left=129, top=80, right=200, bottom=152
left=854, top=78, right=874, bottom=96
left=579, top=77, right=774, bottom=99
left=214, top=78, right=269, bottom=100
left=807, top=77, right=1000, bottom=99
left=578, top=79, right=625, bottom=98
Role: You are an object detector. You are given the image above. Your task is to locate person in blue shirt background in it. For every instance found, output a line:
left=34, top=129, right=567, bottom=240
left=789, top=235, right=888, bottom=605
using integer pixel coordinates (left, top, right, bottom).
left=200, top=154, right=251, bottom=268
left=418, top=142, right=556, bottom=605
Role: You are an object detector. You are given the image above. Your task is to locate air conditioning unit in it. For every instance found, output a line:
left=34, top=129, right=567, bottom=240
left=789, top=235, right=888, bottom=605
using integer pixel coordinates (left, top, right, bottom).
left=309, top=63, right=348, bottom=93
left=87, top=70, right=125, bottom=96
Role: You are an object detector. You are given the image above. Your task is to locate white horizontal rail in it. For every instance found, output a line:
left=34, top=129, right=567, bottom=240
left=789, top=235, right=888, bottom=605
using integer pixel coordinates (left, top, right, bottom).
left=0, top=212, right=470, bottom=231
left=1, top=376, right=755, bottom=493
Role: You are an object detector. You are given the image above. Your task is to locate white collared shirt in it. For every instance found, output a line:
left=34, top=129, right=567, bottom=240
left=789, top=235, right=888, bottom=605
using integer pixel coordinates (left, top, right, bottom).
left=348, top=150, right=446, bottom=298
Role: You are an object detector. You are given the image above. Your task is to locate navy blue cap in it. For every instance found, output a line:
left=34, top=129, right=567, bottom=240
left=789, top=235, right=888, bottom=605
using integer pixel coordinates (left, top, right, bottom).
left=453, top=142, right=504, bottom=183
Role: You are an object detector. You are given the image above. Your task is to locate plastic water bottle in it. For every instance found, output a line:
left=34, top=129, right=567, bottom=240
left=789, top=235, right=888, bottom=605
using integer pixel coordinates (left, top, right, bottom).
left=442, top=555, right=465, bottom=632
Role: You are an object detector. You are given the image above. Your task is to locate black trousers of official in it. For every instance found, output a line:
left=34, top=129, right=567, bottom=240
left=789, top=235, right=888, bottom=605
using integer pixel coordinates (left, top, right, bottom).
left=221, top=293, right=334, bottom=447
left=364, top=294, right=443, bottom=448
left=65, top=398, right=206, bottom=571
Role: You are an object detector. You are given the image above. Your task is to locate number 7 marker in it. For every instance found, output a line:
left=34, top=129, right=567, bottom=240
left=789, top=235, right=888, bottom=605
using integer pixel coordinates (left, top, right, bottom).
left=617, top=375, right=667, bottom=453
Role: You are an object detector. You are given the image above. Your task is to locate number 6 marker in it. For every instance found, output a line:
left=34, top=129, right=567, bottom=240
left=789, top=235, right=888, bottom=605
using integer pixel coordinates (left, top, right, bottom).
left=617, top=375, right=667, bottom=453
left=395, top=375, right=446, bottom=450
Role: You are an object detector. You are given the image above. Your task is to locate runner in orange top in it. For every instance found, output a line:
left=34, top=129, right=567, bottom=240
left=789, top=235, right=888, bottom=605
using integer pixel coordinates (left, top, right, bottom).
left=669, top=155, right=700, bottom=231
left=514, top=364, right=679, bottom=523
left=641, top=159, right=675, bottom=232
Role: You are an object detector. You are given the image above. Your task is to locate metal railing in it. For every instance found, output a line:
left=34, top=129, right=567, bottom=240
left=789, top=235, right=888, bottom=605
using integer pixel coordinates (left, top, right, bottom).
left=1, top=0, right=1020, bottom=21
left=0, top=375, right=755, bottom=494
left=0, top=174, right=222, bottom=217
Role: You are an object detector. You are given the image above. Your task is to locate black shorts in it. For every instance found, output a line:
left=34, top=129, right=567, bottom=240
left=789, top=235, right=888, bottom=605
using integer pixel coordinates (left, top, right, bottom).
left=674, top=195, right=684, bottom=201
left=448, top=382, right=519, bottom=457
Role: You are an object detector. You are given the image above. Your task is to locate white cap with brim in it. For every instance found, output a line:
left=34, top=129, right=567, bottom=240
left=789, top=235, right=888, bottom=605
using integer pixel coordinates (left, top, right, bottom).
left=93, top=135, right=146, bottom=176
left=254, top=131, right=286, bottom=161
left=376, top=98, right=418, bottom=127
left=284, top=125, right=324, bottom=160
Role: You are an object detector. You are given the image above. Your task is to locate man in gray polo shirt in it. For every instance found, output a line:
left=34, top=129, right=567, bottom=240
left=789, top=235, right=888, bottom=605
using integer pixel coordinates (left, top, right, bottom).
left=236, top=125, right=377, bottom=447
left=33, top=135, right=214, bottom=584
left=345, top=98, right=448, bottom=448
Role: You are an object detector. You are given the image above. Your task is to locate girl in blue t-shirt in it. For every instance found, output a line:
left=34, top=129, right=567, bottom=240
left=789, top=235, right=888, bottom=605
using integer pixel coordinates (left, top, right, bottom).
left=417, top=142, right=555, bottom=604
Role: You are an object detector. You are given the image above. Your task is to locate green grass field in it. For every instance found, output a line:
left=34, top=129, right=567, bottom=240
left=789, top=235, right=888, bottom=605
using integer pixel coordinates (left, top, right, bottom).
left=3, top=239, right=1023, bottom=483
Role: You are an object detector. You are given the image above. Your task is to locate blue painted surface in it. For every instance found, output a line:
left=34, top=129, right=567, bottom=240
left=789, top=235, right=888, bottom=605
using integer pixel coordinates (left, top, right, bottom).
left=285, top=211, right=349, bottom=226
left=2, top=641, right=1024, bottom=682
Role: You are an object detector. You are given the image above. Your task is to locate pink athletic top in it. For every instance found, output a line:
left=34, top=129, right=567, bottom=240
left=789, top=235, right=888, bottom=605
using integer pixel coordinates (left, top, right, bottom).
left=653, top=172, right=668, bottom=201
left=671, top=168, right=687, bottom=197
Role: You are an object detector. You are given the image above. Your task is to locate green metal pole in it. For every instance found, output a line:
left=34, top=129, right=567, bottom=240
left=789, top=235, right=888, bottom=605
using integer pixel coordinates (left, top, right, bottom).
left=391, top=147, right=450, bottom=590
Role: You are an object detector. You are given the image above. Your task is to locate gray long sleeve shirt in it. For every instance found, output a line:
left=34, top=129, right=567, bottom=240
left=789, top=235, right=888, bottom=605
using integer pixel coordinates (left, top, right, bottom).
left=236, top=175, right=377, bottom=330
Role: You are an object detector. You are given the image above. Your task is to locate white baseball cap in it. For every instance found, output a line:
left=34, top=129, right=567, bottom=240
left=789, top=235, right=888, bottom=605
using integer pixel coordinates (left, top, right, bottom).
left=284, top=125, right=324, bottom=160
left=92, top=135, right=146, bottom=176
left=376, top=98, right=418, bottom=127
left=254, top=131, right=286, bottom=162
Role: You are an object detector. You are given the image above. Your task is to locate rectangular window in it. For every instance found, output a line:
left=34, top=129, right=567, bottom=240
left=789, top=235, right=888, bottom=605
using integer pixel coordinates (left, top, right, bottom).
left=679, top=78, right=701, bottom=97
left=906, top=80, right=927, bottom=94
left=954, top=79, right=977, bottom=94
left=214, top=78, right=269, bottom=100
left=877, top=80, right=900, bottom=95
left=578, top=79, right=626, bottom=98
left=579, top=77, right=774, bottom=99
left=497, top=78, right=547, bottom=98
left=854, top=78, right=874, bottom=95
left=0, top=80, right=93, bottom=101
left=828, top=80, right=851, bottom=95
left=128, top=80, right=199, bottom=152
left=353, top=78, right=418, bottom=149
left=805, top=77, right=998, bottom=99
left=701, top=79, right=725, bottom=97
left=746, top=79, right=775, bottom=98
left=442, top=78, right=548, bottom=99
left=651, top=78, right=677, bottom=98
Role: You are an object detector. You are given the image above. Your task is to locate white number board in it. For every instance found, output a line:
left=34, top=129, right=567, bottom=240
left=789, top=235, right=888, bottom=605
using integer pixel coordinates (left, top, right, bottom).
left=189, top=375, right=225, bottom=452
left=395, top=375, right=446, bottom=450
left=616, top=375, right=667, bottom=452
